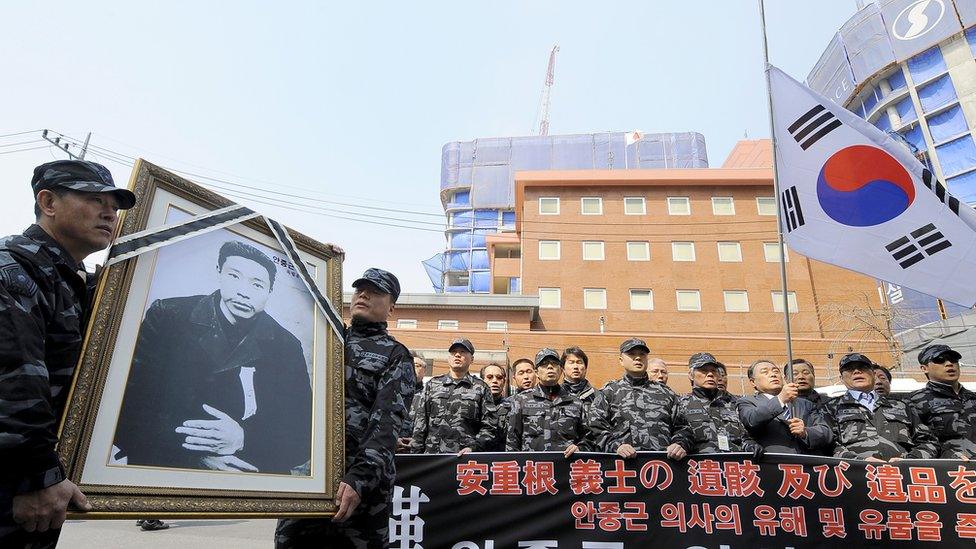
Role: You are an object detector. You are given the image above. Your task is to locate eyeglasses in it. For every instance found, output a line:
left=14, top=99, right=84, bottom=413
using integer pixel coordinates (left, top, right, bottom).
left=930, top=356, right=959, bottom=365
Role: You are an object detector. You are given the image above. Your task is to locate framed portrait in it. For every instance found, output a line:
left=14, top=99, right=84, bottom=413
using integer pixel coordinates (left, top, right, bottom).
left=57, top=160, right=345, bottom=518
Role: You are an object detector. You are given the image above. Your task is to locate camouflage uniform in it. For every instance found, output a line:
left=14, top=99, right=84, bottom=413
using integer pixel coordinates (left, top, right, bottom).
left=398, top=383, right=424, bottom=439
left=0, top=225, right=94, bottom=548
left=275, top=320, right=415, bottom=549
left=822, top=392, right=939, bottom=460
left=678, top=388, right=762, bottom=454
left=907, top=381, right=976, bottom=459
left=409, top=373, right=497, bottom=453
left=506, top=385, right=588, bottom=451
left=484, top=394, right=513, bottom=452
left=589, top=375, right=691, bottom=452
left=562, top=379, right=597, bottom=405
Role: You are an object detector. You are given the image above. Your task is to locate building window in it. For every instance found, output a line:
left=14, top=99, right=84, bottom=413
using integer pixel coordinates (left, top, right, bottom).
left=676, top=290, right=702, bottom=312
left=712, top=197, right=735, bottom=215
left=582, top=241, right=605, bottom=261
left=771, top=291, right=799, bottom=313
left=539, top=288, right=561, bottom=309
left=438, top=320, right=460, bottom=330
left=626, top=241, right=650, bottom=261
left=723, top=290, right=750, bottom=312
left=630, top=289, right=654, bottom=310
left=717, top=242, right=742, bottom=262
left=396, top=319, right=418, bottom=329
left=486, top=320, right=508, bottom=331
left=756, top=197, right=777, bottom=216
left=624, top=197, right=646, bottom=215
left=672, top=242, right=696, bottom=262
left=763, top=242, right=789, bottom=262
left=583, top=288, right=607, bottom=309
left=538, top=240, right=560, bottom=260
left=539, top=197, right=560, bottom=215
left=667, top=196, right=691, bottom=215
left=581, top=197, right=603, bottom=215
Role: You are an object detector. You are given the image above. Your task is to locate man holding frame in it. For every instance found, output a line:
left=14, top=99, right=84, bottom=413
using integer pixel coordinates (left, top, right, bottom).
left=0, top=160, right=135, bottom=548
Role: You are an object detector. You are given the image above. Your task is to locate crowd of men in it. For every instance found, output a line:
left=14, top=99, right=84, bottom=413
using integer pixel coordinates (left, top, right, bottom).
left=400, top=337, right=975, bottom=464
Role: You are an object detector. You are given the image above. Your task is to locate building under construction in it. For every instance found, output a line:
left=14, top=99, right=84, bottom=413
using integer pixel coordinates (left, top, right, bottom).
left=424, top=131, right=709, bottom=293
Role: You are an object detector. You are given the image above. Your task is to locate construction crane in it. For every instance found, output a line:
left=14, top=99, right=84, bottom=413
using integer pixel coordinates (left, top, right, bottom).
left=535, top=44, right=559, bottom=136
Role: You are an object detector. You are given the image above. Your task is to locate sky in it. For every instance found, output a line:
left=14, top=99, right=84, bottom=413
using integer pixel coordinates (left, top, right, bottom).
left=0, top=1, right=860, bottom=292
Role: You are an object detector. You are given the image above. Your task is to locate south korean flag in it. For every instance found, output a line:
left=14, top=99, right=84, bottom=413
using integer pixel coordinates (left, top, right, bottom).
left=768, top=65, right=976, bottom=307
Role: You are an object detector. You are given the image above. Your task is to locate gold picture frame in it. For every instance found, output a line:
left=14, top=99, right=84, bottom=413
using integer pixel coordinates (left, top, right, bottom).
left=58, top=159, right=344, bottom=518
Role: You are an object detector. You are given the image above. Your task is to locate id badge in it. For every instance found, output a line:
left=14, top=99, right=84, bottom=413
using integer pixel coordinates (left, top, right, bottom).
left=717, top=431, right=731, bottom=451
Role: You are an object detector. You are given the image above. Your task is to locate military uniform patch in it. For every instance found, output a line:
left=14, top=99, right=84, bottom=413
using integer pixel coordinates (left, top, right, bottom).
left=0, top=262, right=38, bottom=298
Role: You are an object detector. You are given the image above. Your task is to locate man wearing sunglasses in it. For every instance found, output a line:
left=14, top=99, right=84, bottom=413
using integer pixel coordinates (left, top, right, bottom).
left=908, top=344, right=975, bottom=460
left=822, top=353, right=937, bottom=462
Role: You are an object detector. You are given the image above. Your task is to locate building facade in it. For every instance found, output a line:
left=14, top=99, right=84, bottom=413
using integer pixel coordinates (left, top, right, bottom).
left=807, top=0, right=976, bottom=326
left=427, top=132, right=709, bottom=293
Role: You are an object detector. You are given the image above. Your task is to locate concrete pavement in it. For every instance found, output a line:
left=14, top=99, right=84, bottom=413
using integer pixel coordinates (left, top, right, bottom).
left=58, top=519, right=277, bottom=548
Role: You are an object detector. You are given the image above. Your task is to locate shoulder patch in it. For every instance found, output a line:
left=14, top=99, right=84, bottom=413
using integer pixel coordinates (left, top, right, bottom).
left=0, top=262, right=38, bottom=298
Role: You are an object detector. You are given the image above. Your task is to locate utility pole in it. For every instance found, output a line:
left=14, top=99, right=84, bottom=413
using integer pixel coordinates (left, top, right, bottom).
left=41, top=129, right=91, bottom=160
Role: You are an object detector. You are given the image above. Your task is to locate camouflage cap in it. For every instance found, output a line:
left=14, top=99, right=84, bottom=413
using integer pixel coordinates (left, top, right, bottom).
left=917, top=344, right=962, bottom=365
left=534, top=348, right=561, bottom=367
left=689, top=352, right=719, bottom=371
left=31, top=160, right=136, bottom=209
left=352, top=267, right=401, bottom=302
left=448, top=337, right=475, bottom=354
left=619, top=338, right=650, bottom=354
left=838, top=352, right=875, bottom=372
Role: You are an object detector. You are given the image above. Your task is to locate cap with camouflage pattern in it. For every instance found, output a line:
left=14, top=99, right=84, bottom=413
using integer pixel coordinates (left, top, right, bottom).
left=32, top=160, right=136, bottom=210
left=619, top=338, right=650, bottom=354
left=534, top=348, right=561, bottom=367
left=448, top=338, right=475, bottom=355
left=689, top=352, right=720, bottom=371
left=352, top=268, right=401, bottom=302
left=838, top=352, right=875, bottom=372
left=917, top=344, right=962, bottom=365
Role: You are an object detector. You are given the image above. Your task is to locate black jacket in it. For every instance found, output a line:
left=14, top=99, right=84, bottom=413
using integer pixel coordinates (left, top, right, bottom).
left=114, top=292, right=312, bottom=474
left=737, top=393, right=832, bottom=454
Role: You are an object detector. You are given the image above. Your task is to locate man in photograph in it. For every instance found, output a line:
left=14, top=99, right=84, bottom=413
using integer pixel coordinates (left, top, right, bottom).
left=1, top=160, right=134, bottom=547
left=114, top=240, right=312, bottom=475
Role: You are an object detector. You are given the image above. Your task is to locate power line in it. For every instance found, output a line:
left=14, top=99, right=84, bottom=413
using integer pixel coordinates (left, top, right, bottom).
left=83, top=151, right=446, bottom=234
left=0, top=145, right=51, bottom=156
left=0, top=130, right=42, bottom=139
left=49, top=131, right=445, bottom=213
left=0, top=139, right=44, bottom=148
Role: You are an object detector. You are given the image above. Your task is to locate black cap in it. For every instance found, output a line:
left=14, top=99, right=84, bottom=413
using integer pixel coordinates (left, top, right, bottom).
left=448, top=338, right=475, bottom=354
left=619, top=338, right=650, bottom=354
left=352, top=268, right=401, bottom=302
left=838, top=353, right=874, bottom=372
left=32, top=160, right=136, bottom=210
left=535, top=348, right=561, bottom=366
left=689, top=352, right=719, bottom=370
left=918, top=344, right=962, bottom=365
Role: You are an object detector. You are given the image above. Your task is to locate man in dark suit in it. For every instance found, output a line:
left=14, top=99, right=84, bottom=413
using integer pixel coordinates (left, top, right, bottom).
left=114, top=240, right=312, bottom=474
left=737, top=358, right=831, bottom=455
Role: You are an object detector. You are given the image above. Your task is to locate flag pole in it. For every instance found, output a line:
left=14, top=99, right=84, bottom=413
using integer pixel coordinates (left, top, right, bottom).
left=758, top=0, right=797, bottom=391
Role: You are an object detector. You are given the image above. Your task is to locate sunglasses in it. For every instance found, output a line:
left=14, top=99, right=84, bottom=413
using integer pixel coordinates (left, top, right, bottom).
left=930, top=355, right=959, bottom=365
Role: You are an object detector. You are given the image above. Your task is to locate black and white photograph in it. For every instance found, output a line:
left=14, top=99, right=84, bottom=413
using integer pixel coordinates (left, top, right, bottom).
left=110, top=207, right=315, bottom=476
